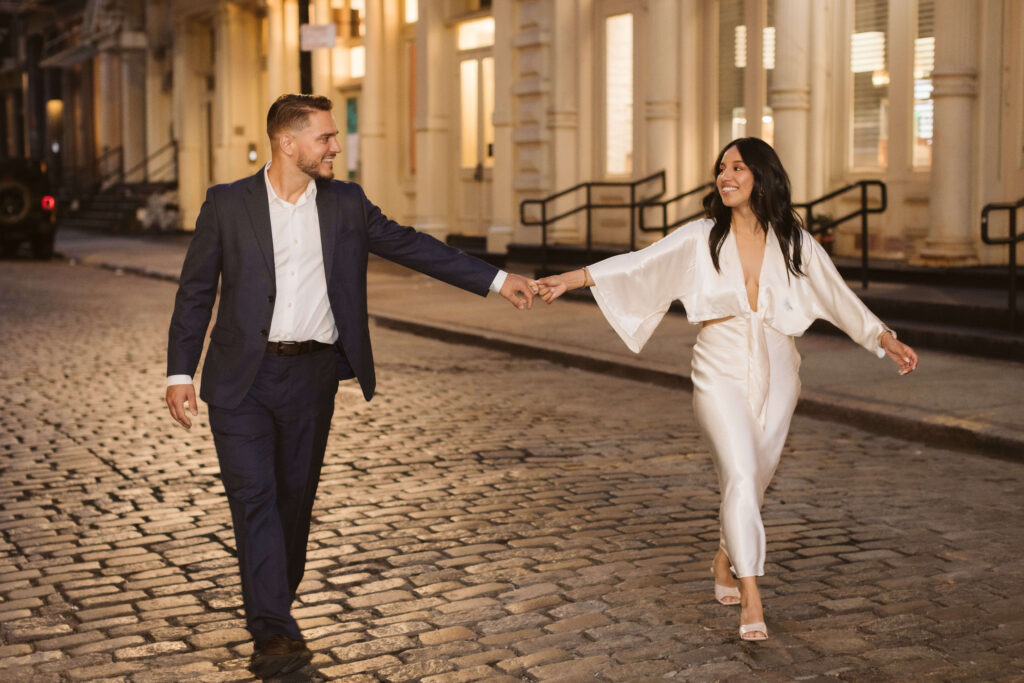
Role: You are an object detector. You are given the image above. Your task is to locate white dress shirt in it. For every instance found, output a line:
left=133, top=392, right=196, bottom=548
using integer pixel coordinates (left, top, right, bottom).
left=168, top=165, right=508, bottom=387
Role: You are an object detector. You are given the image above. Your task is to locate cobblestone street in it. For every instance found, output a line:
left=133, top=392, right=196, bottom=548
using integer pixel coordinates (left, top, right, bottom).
left=2, top=259, right=1023, bottom=682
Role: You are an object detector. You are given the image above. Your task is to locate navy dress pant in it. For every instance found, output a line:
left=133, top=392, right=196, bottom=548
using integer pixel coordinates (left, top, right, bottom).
left=208, top=347, right=338, bottom=644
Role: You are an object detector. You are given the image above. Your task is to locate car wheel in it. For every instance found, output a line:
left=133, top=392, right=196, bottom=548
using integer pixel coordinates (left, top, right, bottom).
left=0, top=179, right=32, bottom=225
left=31, top=234, right=54, bottom=260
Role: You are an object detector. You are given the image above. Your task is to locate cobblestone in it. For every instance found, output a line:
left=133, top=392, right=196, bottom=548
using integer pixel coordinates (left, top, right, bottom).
left=1, top=260, right=1023, bottom=680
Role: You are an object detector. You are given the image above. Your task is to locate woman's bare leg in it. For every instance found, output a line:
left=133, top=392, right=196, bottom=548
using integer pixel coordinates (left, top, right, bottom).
left=738, top=576, right=766, bottom=639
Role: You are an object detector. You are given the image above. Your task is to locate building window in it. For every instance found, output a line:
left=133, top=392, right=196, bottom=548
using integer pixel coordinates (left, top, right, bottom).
left=458, top=55, right=494, bottom=170
left=913, top=0, right=934, bottom=168
left=850, top=0, right=889, bottom=168
left=460, top=59, right=479, bottom=169
left=604, top=12, right=633, bottom=177
left=457, top=17, right=494, bottom=50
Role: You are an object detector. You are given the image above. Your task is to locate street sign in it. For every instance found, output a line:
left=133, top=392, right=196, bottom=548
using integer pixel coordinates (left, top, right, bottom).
left=300, top=24, right=337, bottom=51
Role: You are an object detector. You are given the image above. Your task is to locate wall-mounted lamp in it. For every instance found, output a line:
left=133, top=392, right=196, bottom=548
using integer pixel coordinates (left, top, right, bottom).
left=247, top=143, right=258, bottom=164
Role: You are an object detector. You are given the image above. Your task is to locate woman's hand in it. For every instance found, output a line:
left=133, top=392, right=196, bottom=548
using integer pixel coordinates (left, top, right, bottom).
left=534, top=268, right=590, bottom=304
left=881, top=332, right=918, bottom=375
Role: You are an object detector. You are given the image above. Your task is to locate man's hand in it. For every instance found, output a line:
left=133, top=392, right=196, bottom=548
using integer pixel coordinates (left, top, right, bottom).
left=166, top=384, right=199, bottom=430
left=499, top=272, right=536, bottom=310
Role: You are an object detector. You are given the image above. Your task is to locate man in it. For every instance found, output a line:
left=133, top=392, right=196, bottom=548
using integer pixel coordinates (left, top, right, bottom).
left=166, top=94, right=535, bottom=679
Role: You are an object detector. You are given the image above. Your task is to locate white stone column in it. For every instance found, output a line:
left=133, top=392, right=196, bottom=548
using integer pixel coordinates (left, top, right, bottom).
left=145, top=0, right=174, bottom=181
left=677, top=0, right=703, bottom=191
left=413, top=1, right=449, bottom=239
left=173, top=19, right=207, bottom=230
left=743, top=0, right=764, bottom=141
left=805, top=0, right=828, bottom=200
left=642, top=0, right=679, bottom=246
left=310, top=0, right=333, bottom=96
left=120, top=45, right=148, bottom=183
left=213, top=2, right=264, bottom=183
left=548, top=0, right=580, bottom=244
left=361, top=0, right=387, bottom=202
left=920, top=0, right=979, bottom=265
left=95, top=49, right=122, bottom=182
left=488, top=0, right=515, bottom=253
left=769, top=0, right=810, bottom=202
left=267, top=0, right=301, bottom=102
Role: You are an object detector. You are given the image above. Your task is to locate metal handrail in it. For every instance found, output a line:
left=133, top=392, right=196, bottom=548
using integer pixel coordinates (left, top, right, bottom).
left=638, top=182, right=714, bottom=236
left=637, top=179, right=886, bottom=289
left=121, top=139, right=179, bottom=185
left=981, top=196, right=1024, bottom=331
left=97, top=146, right=123, bottom=188
left=519, top=170, right=666, bottom=271
left=794, top=180, right=887, bottom=289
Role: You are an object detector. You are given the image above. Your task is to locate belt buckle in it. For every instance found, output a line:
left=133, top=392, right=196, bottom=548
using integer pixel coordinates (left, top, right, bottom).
left=274, top=341, right=298, bottom=356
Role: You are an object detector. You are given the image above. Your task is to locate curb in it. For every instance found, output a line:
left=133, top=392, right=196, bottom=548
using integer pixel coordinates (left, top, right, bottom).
left=56, top=251, right=1022, bottom=461
left=370, top=313, right=1023, bottom=461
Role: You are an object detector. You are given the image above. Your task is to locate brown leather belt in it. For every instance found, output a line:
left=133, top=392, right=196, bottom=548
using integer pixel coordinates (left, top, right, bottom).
left=265, top=340, right=332, bottom=356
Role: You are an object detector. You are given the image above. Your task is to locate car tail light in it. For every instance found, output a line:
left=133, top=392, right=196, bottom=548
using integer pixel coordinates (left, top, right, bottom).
left=41, top=195, right=56, bottom=211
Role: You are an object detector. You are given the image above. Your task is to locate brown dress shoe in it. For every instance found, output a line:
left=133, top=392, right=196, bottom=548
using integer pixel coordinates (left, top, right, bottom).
left=249, top=634, right=313, bottom=679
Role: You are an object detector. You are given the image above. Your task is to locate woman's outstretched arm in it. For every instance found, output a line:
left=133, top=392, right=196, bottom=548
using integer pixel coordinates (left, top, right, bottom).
left=534, top=268, right=593, bottom=303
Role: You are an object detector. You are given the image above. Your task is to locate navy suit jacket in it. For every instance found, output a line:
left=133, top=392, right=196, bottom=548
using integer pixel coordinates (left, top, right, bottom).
left=167, top=169, right=498, bottom=409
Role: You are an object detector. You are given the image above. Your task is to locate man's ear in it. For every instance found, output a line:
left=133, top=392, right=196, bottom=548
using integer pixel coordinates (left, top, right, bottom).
left=278, top=133, right=294, bottom=157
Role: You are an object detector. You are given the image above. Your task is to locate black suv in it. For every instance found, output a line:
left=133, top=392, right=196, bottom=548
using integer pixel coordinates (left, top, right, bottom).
left=0, top=158, right=57, bottom=258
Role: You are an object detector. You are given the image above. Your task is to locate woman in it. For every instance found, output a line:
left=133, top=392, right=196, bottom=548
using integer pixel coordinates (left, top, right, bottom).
left=534, top=138, right=918, bottom=641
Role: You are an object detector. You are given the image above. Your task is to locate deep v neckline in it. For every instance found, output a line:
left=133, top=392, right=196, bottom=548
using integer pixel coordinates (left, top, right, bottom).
left=729, top=228, right=769, bottom=312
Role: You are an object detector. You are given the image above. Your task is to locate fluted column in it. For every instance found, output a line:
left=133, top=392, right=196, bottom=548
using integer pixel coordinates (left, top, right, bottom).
left=919, top=0, right=979, bottom=265
left=310, top=0, right=333, bottom=96
left=361, top=0, right=386, bottom=201
left=413, top=2, right=449, bottom=239
left=488, top=0, right=515, bottom=253
left=95, top=50, right=122, bottom=180
left=769, top=0, right=810, bottom=201
left=267, top=0, right=301, bottom=102
left=549, top=0, right=580, bottom=243
left=173, top=19, right=207, bottom=229
left=644, top=0, right=679, bottom=246
left=119, top=50, right=147, bottom=183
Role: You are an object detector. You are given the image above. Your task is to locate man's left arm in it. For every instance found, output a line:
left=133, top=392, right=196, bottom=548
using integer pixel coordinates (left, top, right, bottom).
left=360, top=188, right=534, bottom=309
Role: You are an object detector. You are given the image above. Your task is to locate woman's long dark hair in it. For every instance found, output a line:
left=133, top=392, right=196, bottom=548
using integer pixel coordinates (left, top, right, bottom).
left=701, top=137, right=805, bottom=277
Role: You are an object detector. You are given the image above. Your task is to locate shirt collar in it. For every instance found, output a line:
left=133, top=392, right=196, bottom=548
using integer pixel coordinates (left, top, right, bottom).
left=263, top=162, right=317, bottom=208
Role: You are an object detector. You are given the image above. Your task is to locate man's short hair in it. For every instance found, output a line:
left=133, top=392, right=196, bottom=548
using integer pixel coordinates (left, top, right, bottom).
left=266, top=94, right=333, bottom=139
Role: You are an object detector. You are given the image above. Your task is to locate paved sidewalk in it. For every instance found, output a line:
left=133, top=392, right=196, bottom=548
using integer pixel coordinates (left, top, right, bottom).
left=55, top=229, right=1024, bottom=458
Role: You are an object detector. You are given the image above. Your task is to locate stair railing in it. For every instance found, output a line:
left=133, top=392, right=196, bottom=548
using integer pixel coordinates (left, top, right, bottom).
left=981, top=196, right=1024, bottom=331
left=638, top=182, right=714, bottom=237
left=638, top=179, right=886, bottom=289
left=794, top=180, right=887, bottom=289
left=519, top=171, right=666, bottom=271
left=120, top=139, right=179, bottom=186
left=97, top=145, right=124, bottom=189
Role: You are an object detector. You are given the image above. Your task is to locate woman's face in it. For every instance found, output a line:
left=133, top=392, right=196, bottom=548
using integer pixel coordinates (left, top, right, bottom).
left=716, top=146, right=755, bottom=211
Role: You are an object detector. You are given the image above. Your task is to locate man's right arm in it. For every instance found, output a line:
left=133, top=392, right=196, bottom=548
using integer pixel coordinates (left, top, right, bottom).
left=166, top=190, right=223, bottom=428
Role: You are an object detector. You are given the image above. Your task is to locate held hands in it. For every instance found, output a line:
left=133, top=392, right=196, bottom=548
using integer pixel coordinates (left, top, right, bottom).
left=166, top=384, right=199, bottom=429
left=500, top=272, right=537, bottom=310
left=881, top=333, right=919, bottom=376
left=533, top=268, right=591, bottom=304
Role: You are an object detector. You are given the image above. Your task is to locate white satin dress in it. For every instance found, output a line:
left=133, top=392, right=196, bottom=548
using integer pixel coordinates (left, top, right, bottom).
left=587, top=219, right=889, bottom=578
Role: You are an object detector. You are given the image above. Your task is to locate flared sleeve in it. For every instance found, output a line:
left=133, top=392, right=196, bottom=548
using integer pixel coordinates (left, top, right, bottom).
left=801, top=233, right=888, bottom=358
left=586, top=220, right=705, bottom=353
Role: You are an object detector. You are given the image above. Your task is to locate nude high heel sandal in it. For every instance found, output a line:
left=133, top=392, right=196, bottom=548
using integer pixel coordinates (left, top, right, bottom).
left=739, top=622, right=768, bottom=641
left=711, top=567, right=741, bottom=605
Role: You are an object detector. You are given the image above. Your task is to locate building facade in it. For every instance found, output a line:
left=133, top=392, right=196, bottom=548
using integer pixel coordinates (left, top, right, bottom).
left=5, top=0, right=1023, bottom=265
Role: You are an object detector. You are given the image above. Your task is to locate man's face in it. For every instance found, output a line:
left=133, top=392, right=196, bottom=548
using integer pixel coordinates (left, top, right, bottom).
left=292, top=110, right=342, bottom=180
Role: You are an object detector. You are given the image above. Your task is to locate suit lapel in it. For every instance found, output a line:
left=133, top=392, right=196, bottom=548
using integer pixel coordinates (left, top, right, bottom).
left=316, top=180, right=337, bottom=282
left=243, top=171, right=276, bottom=279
